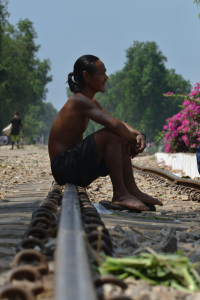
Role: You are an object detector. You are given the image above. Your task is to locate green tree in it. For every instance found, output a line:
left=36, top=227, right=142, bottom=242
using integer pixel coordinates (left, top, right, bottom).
left=23, top=102, right=57, bottom=144
left=194, top=0, right=200, bottom=18
left=0, top=10, right=52, bottom=132
left=0, top=0, right=8, bottom=54
left=0, top=0, right=9, bottom=95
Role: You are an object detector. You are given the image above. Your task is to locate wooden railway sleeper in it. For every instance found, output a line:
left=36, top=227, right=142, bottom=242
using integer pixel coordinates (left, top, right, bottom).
left=7, top=265, right=43, bottom=295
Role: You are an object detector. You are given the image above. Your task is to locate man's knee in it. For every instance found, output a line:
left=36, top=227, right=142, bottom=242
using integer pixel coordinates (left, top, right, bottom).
left=94, top=128, right=126, bottom=150
left=103, top=129, right=124, bottom=144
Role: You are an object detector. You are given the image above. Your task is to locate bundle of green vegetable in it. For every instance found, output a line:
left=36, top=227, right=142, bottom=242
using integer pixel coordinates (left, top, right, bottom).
left=98, top=250, right=200, bottom=292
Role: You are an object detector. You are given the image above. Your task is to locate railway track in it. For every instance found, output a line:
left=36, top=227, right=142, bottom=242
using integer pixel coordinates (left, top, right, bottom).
left=0, top=162, right=200, bottom=300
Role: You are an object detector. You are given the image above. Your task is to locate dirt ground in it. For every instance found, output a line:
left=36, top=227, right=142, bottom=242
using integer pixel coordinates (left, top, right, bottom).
left=0, top=145, right=52, bottom=199
left=1, top=145, right=200, bottom=299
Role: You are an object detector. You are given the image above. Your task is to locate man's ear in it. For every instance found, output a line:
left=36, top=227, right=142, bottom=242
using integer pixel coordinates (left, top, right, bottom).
left=82, top=70, right=91, bottom=82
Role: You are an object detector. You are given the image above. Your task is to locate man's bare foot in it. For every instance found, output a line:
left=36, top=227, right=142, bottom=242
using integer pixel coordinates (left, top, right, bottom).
left=131, top=189, right=163, bottom=206
left=112, top=194, right=150, bottom=211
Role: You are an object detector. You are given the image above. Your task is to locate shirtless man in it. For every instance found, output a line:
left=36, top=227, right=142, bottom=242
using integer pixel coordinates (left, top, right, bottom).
left=48, top=55, right=163, bottom=211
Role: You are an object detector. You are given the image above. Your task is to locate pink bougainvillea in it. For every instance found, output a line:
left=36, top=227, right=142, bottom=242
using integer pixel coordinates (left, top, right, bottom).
left=163, top=82, right=200, bottom=153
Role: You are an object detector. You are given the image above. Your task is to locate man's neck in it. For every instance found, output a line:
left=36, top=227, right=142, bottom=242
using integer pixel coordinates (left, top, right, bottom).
left=80, top=87, right=95, bottom=100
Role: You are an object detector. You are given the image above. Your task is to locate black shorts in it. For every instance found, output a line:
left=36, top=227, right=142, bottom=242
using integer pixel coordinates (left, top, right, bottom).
left=51, top=134, right=109, bottom=187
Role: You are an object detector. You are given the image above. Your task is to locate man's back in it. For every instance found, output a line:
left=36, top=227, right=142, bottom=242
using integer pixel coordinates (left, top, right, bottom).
left=48, top=94, right=90, bottom=160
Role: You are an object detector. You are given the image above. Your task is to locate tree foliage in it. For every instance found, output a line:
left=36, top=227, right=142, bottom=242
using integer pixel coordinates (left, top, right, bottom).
left=0, top=1, right=56, bottom=143
left=194, top=0, right=200, bottom=18
left=23, top=102, right=57, bottom=144
left=85, top=41, right=191, bottom=140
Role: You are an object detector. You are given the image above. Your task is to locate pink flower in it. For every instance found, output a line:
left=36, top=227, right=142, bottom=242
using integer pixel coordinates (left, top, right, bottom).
left=164, top=92, right=174, bottom=97
left=163, top=82, right=200, bottom=153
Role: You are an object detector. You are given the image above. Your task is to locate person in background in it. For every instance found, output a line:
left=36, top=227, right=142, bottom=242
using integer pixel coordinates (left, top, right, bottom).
left=10, top=111, right=24, bottom=150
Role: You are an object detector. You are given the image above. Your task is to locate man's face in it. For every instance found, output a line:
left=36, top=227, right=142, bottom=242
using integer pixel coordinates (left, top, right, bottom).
left=88, top=60, right=108, bottom=93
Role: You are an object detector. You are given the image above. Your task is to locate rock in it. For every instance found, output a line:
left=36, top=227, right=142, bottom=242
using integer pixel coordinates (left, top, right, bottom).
left=180, top=195, right=189, bottom=201
left=160, top=226, right=176, bottom=237
left=161, top=235, right=177, bottom=253
left=121, top=238, right=139, bottom=249
left=113, top=224, right=124, bottom=233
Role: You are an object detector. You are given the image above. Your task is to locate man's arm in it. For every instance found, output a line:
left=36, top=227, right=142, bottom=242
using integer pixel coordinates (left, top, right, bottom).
left=92, top=98, right=146, bottom=153
left=76, top=96, right=146, bottom=152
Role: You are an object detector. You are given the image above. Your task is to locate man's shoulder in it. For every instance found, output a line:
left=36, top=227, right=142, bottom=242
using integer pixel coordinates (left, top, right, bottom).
left=68, top=93, right=94, bottom=108
left=71, top=93, right=91, bottom=102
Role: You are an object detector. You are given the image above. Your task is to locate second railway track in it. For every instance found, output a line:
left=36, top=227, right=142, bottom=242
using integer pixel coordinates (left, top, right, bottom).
left=1, top=151, right=200, bottom=300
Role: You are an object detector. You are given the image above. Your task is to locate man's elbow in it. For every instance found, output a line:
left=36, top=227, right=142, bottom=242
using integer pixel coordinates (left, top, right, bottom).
left=106, top=119, right=122, bottom=133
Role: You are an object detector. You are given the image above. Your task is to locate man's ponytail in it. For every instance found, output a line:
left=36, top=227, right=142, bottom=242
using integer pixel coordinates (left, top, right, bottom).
left=66, top=55, right=99, bottom=93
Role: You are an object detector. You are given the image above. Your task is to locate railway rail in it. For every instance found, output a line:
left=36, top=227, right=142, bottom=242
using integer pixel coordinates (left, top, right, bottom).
left=0, top=162, right=200, bottom=300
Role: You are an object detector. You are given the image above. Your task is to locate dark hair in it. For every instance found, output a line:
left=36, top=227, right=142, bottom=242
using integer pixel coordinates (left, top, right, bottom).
left=67, top=54, right=99, bottom=93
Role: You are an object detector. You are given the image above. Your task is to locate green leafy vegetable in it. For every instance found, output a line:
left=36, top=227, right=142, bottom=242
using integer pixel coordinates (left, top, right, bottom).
left=98, top=250, right=200, bottom=292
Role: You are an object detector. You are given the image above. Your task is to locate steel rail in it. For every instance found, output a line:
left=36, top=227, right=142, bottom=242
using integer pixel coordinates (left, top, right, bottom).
left=132, top=163, right=200, bottom=190
left=54, top=183, right=97, bottom=300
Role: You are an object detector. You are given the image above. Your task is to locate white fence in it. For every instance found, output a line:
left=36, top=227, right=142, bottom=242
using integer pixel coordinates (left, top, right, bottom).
left=155, top=152, right=199, bottom=179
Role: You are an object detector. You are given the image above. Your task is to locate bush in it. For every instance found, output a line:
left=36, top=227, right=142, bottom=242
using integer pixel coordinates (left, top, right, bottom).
left=163, top=83, right=200, bottom=153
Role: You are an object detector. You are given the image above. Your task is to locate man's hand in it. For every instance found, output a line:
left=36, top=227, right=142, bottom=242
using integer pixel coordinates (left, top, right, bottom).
left=126, top=133, right=146, bottom=158
left=136, top=133, right=146, bottom=152
left=126, top=142, right=135, bottom=159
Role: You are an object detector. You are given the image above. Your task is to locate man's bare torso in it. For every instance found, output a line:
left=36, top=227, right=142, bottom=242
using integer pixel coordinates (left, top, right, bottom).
left=48, top=94, right=90, bottom=160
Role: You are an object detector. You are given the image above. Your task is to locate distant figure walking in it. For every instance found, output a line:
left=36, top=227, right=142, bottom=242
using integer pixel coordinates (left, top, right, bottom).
left=10, top=111, right=24, bottom=150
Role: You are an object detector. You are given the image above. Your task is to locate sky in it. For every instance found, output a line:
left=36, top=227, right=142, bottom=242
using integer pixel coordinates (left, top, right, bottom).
left=7, top=0, right=200, bottom=111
